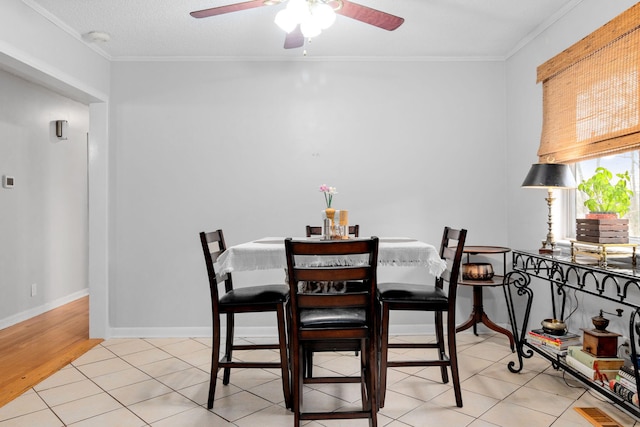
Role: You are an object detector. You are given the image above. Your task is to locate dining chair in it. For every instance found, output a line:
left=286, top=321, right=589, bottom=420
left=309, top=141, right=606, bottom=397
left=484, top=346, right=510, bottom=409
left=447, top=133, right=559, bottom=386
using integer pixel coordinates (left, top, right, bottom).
left=377, top=226, right=467, bottom=408
left=285, top=237, right=380, bottom=427
left=304, top=224, right=360, bottom=374
left=306, top=224, right=360, bottom=238
left=199, top=229, right=291, bottom=409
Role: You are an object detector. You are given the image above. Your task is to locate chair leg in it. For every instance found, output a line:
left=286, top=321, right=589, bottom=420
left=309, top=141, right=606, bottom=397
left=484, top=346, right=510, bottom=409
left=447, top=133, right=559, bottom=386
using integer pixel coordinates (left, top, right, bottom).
left=367, top=338, right=378, bottom=427
left=292, top=342, right=303, bottom=427
left=378, top=302, right=390, bottom=408
left=276, top=304, right=292, bottom=409
left=435, top=311, right=449, bottom=383
left=360, top=339, right=367, bottom=406
left=207, top=317, right=221, bottom=409
left=305, top=350, right=313, bottom=378
left=286, top=299, right=293, bottom=379
left=223, top=312, right=234, bottom=385
left=447, top=314, right=463, bottom=407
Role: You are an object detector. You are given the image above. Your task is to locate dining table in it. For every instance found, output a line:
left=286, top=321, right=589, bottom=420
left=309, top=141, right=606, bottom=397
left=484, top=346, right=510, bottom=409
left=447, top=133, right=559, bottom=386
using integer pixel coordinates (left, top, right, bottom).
left=214, top=236, right=447, bottom=277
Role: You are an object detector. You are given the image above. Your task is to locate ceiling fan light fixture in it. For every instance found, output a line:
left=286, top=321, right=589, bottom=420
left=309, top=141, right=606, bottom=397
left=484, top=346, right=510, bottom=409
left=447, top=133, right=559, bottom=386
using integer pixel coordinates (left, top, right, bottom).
left=274, top=0, right=336, bottom=38
left=310, top=2, right=335, bottom=29
left=275, top=8, right=297, bottom=33
left=300, top=17, right=322, bottom=37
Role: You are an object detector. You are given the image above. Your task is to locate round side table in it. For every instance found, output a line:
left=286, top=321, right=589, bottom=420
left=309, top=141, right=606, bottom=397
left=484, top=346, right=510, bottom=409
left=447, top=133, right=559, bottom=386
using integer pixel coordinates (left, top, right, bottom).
left=455, top=246, right=515, bottom=351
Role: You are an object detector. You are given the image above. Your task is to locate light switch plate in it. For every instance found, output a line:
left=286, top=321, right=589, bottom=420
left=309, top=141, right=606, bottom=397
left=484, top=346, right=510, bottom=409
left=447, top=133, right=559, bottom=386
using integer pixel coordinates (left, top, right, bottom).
left=3, top=175, right=14, bottom=188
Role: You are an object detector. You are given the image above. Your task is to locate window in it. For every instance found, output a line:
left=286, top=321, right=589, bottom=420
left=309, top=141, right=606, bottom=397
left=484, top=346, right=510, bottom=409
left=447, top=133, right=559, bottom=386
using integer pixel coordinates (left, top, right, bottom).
left=573, top=151, right=640, bottom=240
left=537, top=4, right=640, bottom=164
left=535, top=4, right=640, bottom=243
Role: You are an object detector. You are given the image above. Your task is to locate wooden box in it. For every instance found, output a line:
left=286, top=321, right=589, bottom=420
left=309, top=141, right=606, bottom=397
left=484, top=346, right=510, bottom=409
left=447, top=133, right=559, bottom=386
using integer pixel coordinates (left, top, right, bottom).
left=576, top=218, right=629, bottom=244
left=581, top=328, right=620, bottom=357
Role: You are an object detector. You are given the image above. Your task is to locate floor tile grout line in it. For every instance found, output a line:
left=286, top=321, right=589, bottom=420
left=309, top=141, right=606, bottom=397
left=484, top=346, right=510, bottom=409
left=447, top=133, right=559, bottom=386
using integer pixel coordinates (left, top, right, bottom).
left=56, top=342, right=193, bottom=426
left=0, top=390, right=66, bottom=426
left=4, top=333, right=639, bottom=427
left=97, top=337, right=232, bottom=425
left=63, top=353, right=152, bottom=427
left=33, top=361, right=110, bottom=426
left=90, top=364, right=201, bottom=425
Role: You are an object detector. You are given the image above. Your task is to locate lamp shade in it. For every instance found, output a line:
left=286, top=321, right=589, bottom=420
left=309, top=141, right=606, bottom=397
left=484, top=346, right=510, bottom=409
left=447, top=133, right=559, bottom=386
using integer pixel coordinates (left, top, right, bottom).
left=521, top=163, right=576, bottom=188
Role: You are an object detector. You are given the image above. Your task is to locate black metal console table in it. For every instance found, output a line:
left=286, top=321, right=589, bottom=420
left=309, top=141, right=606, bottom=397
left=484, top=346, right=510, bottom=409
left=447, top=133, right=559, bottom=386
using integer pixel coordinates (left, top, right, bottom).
left=505, top=249, right=640, bottom=418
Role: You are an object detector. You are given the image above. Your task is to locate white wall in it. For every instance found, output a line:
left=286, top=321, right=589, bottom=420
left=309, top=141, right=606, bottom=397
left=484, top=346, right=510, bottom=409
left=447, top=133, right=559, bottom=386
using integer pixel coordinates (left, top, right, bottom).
left=0, top=0, right=110, bottom=334
left=108, top=59, right=508, bottom=336
left=505, top=0, right=639, bottom=335
left=0, top=69, right=89, bottom=326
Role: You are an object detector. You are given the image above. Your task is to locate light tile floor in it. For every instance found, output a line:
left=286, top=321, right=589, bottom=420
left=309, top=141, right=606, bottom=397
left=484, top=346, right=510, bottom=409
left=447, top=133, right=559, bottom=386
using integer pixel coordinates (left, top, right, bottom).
left=1, top=333, right=639, bottom=426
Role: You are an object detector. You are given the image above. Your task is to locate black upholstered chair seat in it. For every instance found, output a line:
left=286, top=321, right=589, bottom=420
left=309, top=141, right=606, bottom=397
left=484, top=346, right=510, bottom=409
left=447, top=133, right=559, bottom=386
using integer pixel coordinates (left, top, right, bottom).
left=300, top=308, right=366, bottom=328
left=219, top=284, right=288, bottom=306
left=378, top=283, right=448, bottom=306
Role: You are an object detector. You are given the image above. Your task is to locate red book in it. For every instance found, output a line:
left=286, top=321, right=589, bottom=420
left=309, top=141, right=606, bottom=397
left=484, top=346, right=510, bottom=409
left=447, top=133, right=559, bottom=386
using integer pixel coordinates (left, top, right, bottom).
left=529, top=328, right=580, bottom=343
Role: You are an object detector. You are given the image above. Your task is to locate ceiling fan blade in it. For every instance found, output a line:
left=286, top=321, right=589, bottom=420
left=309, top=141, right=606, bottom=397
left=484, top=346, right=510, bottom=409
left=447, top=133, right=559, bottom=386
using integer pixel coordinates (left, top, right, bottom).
left=333, top=0, right=404, bottom=31
left=190, top=0, right=270, bottom=18
left=284, top=25, right=305, bottom=49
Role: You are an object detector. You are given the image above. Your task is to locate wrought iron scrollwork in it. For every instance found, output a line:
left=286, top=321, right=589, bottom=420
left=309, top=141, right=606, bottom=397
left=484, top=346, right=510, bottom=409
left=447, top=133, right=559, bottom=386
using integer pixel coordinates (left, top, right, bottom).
left=502, top=270, right=532, bottom=373
left=629, top=308, right=640, bottom=396
left=514, top=250, right=640, bottom=308
left=508, top=250, right=640, bottom=417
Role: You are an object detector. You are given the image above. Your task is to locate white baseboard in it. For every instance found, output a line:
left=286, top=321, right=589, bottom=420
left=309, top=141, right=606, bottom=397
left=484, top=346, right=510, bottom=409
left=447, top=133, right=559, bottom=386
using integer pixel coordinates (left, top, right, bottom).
left=107, top=325, right=438, bottom=339
left=0, top=288, right=89, bottom=330
left=107, top=323, right=511, bottom=339
left=108, top=326, right=273, bottom=339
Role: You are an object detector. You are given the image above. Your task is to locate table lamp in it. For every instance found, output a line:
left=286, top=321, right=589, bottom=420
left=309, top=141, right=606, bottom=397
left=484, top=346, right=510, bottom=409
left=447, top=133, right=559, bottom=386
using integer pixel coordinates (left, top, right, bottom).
left=522, top=163, right=576, bottom=254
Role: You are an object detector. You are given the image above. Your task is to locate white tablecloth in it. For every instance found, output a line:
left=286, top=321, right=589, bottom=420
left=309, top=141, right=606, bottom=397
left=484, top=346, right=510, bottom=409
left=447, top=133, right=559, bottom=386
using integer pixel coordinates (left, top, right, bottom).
left=214, top=237, right=447, bottom=277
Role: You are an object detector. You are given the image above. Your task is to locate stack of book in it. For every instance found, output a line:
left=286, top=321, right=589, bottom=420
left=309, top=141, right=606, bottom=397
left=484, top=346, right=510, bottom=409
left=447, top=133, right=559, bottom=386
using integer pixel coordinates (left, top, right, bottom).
left=527, top=329, right=581, bottom=356
left=617, top=365, right=639, bottom=390
left=610, top=365, right=640, bottom=406
left=565, top=345, right=624, bottom=381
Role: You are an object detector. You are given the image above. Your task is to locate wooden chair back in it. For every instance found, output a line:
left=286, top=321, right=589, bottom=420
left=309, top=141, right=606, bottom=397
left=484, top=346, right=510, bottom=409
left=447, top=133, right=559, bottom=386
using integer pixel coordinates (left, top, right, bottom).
left=199, top=229, right=232, bottom=312
left=285, top=238, right=378, bottom=338
left=437, top=227, right=467, bottom=308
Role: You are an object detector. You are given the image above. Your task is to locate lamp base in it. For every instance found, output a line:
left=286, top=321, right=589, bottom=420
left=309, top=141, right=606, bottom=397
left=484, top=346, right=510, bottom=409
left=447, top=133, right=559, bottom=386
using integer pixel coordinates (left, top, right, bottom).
left=539, top=239, right=561, bottom=255
left=539, top=246, right=561, bottom=255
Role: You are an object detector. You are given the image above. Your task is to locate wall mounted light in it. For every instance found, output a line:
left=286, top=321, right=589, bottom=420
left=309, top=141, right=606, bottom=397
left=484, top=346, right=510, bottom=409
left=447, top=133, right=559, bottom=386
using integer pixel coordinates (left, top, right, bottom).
left=2, top=175, right=14, bottom=189
left=55, top=120, right=68, bottom=140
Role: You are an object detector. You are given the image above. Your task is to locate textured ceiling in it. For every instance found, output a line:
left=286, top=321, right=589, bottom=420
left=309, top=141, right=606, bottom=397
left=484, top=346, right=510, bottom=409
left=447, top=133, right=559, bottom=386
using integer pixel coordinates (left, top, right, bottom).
left=24, top=0, right=579, bottom=60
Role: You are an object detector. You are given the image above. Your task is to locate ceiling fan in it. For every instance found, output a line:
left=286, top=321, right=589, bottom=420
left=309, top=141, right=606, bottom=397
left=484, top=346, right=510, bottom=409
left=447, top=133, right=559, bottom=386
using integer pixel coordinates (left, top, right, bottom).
left=190, top=0, right=405, bottom=49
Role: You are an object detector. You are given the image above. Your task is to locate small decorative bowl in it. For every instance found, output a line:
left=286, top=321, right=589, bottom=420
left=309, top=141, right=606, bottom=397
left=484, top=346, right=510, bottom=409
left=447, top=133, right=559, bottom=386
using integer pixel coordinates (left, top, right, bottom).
left=541, top=318, right=567, bottom=335
left=462, top=263, right=494, bottom=280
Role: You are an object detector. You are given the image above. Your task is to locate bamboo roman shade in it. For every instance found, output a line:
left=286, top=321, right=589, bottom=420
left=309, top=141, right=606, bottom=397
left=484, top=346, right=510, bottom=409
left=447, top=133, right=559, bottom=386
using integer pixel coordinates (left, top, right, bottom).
left=536, top=3, right=640, bottom=164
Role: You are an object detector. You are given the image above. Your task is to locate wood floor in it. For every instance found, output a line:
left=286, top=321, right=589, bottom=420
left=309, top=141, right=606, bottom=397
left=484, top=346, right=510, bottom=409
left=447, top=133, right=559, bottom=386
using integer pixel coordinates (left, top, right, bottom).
left=0, top=296, right=102, bottom=407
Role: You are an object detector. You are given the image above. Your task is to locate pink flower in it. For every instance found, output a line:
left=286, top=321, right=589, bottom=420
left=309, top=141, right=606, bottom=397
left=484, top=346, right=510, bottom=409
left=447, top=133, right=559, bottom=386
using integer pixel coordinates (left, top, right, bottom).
left=319, top=184, right=337, bottom=208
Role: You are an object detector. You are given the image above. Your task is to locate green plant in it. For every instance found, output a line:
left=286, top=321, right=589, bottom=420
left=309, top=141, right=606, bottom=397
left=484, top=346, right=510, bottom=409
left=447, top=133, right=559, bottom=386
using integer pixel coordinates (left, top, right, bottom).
left=577, top=167, right=634, bottom=217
